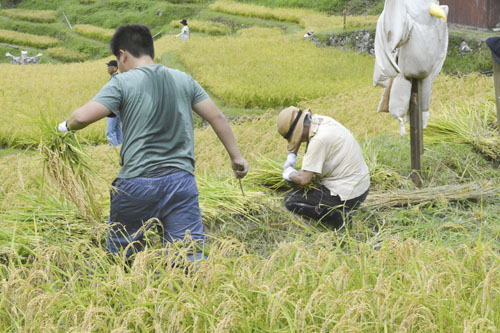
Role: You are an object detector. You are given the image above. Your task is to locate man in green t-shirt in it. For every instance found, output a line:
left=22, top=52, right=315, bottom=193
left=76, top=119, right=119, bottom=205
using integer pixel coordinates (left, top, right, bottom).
left=58, top=24, right=248, bottom=260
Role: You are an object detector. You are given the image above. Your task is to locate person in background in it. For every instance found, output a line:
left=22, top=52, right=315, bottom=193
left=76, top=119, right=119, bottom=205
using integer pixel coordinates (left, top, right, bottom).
left=176, top=19, right=190, bottom=42
left=58, top=24, right=248, bottom=261
left=276, top=106, right=370, bottom=229
left=105, top=60, right=122, bottom=146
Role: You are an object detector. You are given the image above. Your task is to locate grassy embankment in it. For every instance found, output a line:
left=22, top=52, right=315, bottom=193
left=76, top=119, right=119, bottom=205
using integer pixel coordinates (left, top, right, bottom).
left=0, top=0, right=499, bottom=331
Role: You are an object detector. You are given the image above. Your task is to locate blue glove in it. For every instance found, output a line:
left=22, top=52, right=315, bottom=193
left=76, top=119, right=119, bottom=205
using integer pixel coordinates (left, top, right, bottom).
left=283, top=152, right=297, bottom=169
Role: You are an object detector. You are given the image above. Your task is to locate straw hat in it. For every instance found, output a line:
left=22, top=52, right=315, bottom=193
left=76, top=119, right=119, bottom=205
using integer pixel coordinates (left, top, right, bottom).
left=277, top=106, right=310, bottom=152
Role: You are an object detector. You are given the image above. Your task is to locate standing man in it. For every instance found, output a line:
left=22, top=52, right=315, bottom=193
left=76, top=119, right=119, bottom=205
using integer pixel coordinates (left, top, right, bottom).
left=105, top=60, right=123, bottom=146
left=175, top=19, right=189, bottom=42
left=277, top=106, right=370, bottom=229
left=58, top=24, right=248, bottom=260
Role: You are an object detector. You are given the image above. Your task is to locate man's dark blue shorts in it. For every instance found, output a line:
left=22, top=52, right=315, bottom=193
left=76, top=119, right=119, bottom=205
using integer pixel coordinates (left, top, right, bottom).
left=107, top=170, right=205, bottom=260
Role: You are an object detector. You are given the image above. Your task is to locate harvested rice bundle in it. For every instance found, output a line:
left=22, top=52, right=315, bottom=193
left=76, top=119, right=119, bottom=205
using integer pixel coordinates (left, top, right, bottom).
left=36, top=112, right=102, bottom=224
left=363, top=181, right=499, bottom=209
left=425, top=103, right=499, bottom=160
left=244, top=156, right=320, bottom=191
left=244, top=156, right=289, bottom=191
left=197, top=175, right=275, bottom=226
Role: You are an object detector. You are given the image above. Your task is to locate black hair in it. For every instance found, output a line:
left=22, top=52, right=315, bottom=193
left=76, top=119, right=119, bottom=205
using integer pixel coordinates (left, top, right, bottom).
left=110, top=24, right=154, bottom=59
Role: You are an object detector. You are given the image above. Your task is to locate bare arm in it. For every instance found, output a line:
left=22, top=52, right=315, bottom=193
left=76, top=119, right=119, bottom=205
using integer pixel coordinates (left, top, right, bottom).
left=66, top=101, right=111, bottom=130
left=289, top=169, right=314, bottom=186
left=192, top=98, right=248, bottom=179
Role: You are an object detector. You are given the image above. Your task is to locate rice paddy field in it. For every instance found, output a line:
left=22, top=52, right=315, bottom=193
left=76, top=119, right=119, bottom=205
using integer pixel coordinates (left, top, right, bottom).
left=1, top=0, right=500, bottom=331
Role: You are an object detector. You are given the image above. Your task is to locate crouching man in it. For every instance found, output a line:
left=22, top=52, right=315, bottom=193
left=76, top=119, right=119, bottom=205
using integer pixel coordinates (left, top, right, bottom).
left=276, top=106, right=370, bottom=229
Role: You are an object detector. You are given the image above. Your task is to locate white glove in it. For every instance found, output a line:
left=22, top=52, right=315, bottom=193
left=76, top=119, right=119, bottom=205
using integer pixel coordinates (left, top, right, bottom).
left=58, top=121, right=69, bottom=133
left=283, top=152, right=297, bottom=169
left=283, top=166, right=297, bottom=181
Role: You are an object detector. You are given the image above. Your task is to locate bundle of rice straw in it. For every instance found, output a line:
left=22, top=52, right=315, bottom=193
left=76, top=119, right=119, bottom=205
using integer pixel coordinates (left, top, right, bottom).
left=37, top=113, right=102, bottom=224
left=362, top=182, right=499, bottom=209
left=425, top=103, right=499, bottom=160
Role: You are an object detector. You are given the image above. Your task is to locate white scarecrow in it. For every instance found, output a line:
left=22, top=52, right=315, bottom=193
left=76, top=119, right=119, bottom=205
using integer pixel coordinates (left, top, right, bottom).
left=373, top=0, right=448, bottom=136
left=6, top=50, right=43, bottom=65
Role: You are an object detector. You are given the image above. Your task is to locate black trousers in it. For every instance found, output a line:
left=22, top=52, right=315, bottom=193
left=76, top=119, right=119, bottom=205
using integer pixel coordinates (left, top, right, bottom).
left=284, top=185, right=369, bottom=229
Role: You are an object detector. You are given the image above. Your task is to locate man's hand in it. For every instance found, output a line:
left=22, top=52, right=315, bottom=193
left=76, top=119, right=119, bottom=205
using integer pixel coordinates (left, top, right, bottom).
left=58, top=121, right=69, bottom=133
left=283, top=152, right=297, bottom=169
left=232, top=158, right=249, bottom=179
left=283, top=166, right=297, bottom=181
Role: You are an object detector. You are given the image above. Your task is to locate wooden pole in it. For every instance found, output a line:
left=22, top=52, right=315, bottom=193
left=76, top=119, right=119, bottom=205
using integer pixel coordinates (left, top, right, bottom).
left=493, top=59, right=500, bottom=135
left=409, top=78, right=423, bottom=188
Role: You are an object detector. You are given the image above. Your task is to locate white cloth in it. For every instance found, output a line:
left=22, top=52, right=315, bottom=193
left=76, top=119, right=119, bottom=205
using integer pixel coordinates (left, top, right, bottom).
left=284, top=152, right=297, bottom=169
left=176, top=25, right=190, bottom=42
left=301, top=116, right=370, bottom=201
left=373, top=0, right=448, bottom=134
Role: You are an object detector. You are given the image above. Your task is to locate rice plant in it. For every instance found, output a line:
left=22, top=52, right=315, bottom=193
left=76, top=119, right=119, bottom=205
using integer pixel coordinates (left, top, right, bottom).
left=197, top=174, right=277, bottom=226
left=170, top=19, right=232, bottom=35
left=425, top=102, right=500, bottom=160
left=209, top=0, right=378, bottom=33
left=35, top=111, right=103, bottom=224
left=178, top=29, right=374, bottom=108
left=0, top=9, right=57, bottom=23
left=73, top=24, right=115, bottom=43
left=46, top=47, right=90, bottom=63
left=0, top=29, right=60, bottom=48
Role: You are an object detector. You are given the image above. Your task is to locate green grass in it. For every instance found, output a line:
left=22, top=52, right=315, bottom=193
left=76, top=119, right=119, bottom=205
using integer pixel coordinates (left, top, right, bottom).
left=443, top=35, right=493, bottom=75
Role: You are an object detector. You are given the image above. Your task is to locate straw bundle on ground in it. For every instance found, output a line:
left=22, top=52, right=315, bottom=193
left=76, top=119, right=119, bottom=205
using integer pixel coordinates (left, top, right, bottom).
left=362, top=182, right=499, bottom=210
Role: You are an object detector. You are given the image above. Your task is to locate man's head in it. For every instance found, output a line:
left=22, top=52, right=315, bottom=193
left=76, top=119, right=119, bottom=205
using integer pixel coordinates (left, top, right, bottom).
left=106, top=60, right=118, bottom=75
left=277, top=106, right=311, bottom=152
left=110, top=24, right=155, bottom=62
left=180, top=19, right=187, bottom=26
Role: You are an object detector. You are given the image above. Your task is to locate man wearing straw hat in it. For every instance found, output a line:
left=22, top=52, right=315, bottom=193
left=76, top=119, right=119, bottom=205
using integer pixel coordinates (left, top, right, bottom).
left=58, top=24, right=248, bottom=261
left=277, top=106, right=370, bottom=229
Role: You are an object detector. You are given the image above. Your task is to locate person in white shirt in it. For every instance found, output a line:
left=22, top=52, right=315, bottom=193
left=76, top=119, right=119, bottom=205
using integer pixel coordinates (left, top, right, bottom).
left=176, top=19, right=190, bottom=42
left=277, top=106, right=370, bottom=229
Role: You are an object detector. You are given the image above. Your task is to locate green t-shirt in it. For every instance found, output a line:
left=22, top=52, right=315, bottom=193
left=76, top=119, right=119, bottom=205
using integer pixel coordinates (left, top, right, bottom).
left=93, top=64, right=209, bottom=178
